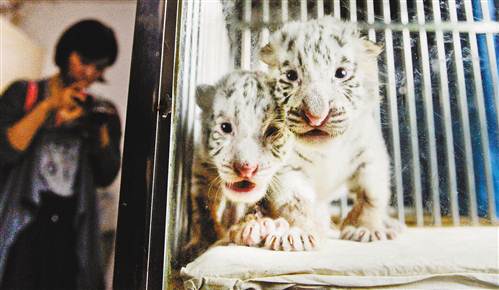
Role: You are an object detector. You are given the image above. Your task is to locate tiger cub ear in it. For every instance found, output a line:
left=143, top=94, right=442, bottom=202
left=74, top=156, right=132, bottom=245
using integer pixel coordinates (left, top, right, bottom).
left=259, top=43, right=279, bottom=67
left=196, top=84, right=216, bottom=111
left=362, top=39, right=383, bottom=57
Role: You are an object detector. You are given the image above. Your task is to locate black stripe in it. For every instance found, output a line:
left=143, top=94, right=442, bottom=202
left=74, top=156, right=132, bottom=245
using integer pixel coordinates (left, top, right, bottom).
left=289, top=110, right=301, bottom=117
left=279, top=79, right=292, bottom=86
left=283, top=95, right=291, bottom=105
left=271, top=148, right=281, bottom=158
left=211, top=146, right=223, bottom=157
left=295, top=150, right=313, bottom=163
left=334, top=35, right=345, bottom=47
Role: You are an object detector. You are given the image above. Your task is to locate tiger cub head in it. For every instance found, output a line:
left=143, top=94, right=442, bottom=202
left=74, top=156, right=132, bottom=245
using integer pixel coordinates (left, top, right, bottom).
left=259, top=16, right=382, bottom=145
left=197, top=71, right=292, bottom=204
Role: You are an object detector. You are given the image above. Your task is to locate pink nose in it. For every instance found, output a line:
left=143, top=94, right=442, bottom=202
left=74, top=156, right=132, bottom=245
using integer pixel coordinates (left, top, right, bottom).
left=234, top=163, right=259, bottom=178
left=303, top=109, right=329, bottom=127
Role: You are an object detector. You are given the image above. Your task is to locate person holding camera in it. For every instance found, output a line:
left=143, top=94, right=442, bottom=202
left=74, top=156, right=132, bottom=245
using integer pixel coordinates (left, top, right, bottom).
left=0, top=19, right=121, bottom=290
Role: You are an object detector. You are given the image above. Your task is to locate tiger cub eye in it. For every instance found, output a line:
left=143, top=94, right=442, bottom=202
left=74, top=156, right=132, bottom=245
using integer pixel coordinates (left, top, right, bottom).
left=221, top=122, right=232, bottom=133
left=286, top=70, right=299, bottom=81
left=335, top=67, right=348, bottom=79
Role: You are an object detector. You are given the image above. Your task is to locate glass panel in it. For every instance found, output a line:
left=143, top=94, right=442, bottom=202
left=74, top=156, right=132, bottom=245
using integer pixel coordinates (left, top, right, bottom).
left=159, top=0, right=499, bottom=288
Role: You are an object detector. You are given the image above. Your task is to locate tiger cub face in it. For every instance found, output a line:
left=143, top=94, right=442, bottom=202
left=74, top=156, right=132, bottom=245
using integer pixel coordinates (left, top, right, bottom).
left=197, top=71, right=292, bottom=204
left=259, top=16, right=382, bottom=145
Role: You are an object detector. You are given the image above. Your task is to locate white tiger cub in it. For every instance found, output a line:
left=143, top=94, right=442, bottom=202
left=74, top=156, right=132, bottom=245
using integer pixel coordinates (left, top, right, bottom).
left=259, top=16, right=403, bottom=246
left=185, top=71, right=294, bottom=257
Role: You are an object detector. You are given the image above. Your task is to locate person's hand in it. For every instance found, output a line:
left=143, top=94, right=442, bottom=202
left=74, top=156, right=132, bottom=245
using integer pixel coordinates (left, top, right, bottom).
left=46, top=81, right=89, bottom=126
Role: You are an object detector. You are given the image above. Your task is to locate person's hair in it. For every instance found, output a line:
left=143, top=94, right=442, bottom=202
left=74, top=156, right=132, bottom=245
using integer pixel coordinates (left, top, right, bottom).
left=55, top=19, right=118, bottom=72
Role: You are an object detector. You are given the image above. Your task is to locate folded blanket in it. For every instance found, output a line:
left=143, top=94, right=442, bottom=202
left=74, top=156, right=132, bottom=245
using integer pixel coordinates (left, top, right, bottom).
left=181, top=227, right=499, bottom=289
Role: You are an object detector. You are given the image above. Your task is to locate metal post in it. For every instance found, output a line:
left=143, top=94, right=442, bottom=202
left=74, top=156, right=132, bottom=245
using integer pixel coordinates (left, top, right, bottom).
left=300, top=0, right=308, bottom=21
left=281, top=0, right=289, bottom=22
left=448, top=0, right=477, bottom=225
left=415, top=0, right=439, bottom=227
left=317, top=0, right=324, bottom=18
left=333, top=0, right=340, bottom=19
left=349, top=0, right=357, bottom=22
left=382, top=0, right=405, bottom=223
left=241, top=0, right=252, bottom=69
left=400, top=0, right=423, bottom=226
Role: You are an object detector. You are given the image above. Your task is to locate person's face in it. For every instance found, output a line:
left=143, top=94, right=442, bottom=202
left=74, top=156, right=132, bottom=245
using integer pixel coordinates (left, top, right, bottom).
left=67, top=51, right=108, bottom=87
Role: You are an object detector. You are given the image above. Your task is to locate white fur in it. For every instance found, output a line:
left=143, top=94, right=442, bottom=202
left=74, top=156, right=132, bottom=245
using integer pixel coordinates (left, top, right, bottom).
left=185, top=71, right=294, bottom=256
left=261, top=16, right=400, bottom=242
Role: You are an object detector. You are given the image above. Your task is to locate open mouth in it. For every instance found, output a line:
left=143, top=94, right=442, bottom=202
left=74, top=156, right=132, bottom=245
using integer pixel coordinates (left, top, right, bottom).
left=226, top=180, right=257, bottom=193
left=300, top=129, right=331, bottom=138
left=296, top=128, right=334, bottom=143
left=299, top=129, right=331, bottom=140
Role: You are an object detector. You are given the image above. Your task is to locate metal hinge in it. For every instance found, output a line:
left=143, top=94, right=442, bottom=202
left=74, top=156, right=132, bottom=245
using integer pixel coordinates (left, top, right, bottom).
left=158, top=92, right=172, bottom=119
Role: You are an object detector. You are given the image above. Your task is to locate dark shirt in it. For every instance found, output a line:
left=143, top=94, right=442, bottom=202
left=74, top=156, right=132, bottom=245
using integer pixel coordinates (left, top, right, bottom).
left=0, top=79, right=122, bottom=290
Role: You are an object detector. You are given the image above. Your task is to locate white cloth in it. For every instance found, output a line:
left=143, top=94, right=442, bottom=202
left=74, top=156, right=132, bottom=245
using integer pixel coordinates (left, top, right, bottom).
left=181, top=227, right=499, bottom=289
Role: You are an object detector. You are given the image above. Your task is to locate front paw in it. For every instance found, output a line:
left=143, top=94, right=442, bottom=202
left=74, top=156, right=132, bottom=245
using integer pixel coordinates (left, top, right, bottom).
left=340, top=225, right=397, bottom=242
left=229, top=220, right=262, bottom=246
left=228, top=216, right=286, bottom=247
left=264, top=226, right=317, bottom=251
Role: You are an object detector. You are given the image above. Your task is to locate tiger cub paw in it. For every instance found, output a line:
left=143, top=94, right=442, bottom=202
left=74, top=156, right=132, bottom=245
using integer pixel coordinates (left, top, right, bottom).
left=264, top=225, right=317, bottom=251
left=228, top=216, right=287, bottom=247
left=340, top=225, right=397, bottom=242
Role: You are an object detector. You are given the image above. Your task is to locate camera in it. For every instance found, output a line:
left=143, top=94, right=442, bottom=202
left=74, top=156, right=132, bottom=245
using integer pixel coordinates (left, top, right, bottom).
left=73, top=95, right=116, bottom=126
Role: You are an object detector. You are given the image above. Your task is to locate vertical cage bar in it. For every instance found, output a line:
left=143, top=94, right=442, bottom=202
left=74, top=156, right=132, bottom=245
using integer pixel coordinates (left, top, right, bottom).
left=349, top=0, right=357, bottom=22
left=382, top=0, right=405, bottom=223
left=300, top=0, right=308, bottom=21
left=178, top=0, right=203, bottom=255
left=261, top=0, right=270, bottom=46
left=400, top=0, right=423, bottom=226
left=431, top=0, right=455, bottom=226
left=480, top=1, right=499, bottom=127
left=241, top=0, right=251, bottom=69
left=317, top=0, right=324, bottom=18
left=448, top=0, right=477, bottom=225
left=163, top=0, right=193, bottom=282
left=333, top=0, right=341, bottom=19
left=176, top=0, right=194, bottom=252
left=281, top=0, right=289, bottom=22
left=366, top=0, right=381, bottom=137
left=259, top=0, right=270, bottom=71
left=464, top=1, right=497, bottom=224
left=416, top=0, right=439, bottom=227
left=366, top=0, right=376, bottom=41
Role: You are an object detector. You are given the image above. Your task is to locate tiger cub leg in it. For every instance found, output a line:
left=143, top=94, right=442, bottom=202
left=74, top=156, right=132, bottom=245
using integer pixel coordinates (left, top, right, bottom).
left=261, top=172, right=323, bottom=251
left=263, top=196, right=319, bottom=251
left=340, top=158, right=400, bottom=242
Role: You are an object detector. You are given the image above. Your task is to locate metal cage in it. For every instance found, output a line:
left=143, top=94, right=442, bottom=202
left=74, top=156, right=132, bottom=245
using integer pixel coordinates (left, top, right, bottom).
left=114, top=1, right=498, bottom=289
left=179, top=0, right=499, bottom=230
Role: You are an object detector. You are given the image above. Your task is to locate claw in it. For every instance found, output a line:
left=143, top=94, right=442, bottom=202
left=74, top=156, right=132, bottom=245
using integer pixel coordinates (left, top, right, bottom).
left=259, top=217, right=276, bottom=237
left=341, top=225, right=396, bottom=242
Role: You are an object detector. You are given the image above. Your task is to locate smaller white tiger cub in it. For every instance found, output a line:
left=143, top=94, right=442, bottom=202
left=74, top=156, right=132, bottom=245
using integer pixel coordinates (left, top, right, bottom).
left=184, top=71, right=294, bottom=258
left=259, top=16, right=404, bottom=246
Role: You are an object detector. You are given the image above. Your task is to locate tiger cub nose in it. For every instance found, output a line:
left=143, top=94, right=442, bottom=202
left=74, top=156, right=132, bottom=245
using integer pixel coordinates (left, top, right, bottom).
left=234, top=162, right=259, bottom=178
left=302, top=97, right=329, bottom=127
left=303, top=110, right=329, bottom=127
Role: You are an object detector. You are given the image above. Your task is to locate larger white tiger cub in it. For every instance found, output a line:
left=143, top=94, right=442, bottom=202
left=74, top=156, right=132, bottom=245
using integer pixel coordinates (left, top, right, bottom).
left=185, top=71, right=293, bottom=257
left=260, top=16, right=402, bottom=244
